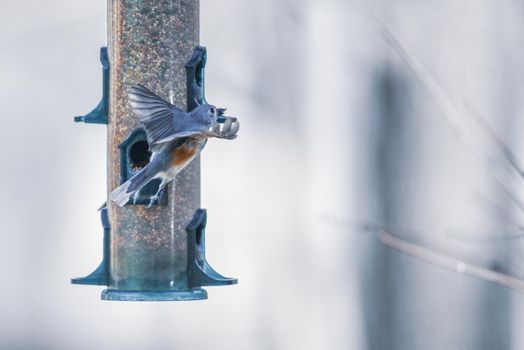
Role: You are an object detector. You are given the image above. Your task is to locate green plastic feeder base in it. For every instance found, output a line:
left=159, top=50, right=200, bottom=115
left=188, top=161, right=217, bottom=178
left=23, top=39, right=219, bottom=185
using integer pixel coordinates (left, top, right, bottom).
left=101, top=288, right=208, bottom=301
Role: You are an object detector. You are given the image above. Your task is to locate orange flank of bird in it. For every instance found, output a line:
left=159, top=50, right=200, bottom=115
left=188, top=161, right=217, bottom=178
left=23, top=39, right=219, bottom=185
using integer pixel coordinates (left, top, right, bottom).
left=170, top=143, right=199, bottom=167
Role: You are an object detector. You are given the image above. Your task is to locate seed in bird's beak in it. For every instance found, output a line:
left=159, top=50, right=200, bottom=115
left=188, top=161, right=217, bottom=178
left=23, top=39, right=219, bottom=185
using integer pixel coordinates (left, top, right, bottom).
left=221, top=117, right=233, bottom=134
left=224, top=120, right=240, bottom=138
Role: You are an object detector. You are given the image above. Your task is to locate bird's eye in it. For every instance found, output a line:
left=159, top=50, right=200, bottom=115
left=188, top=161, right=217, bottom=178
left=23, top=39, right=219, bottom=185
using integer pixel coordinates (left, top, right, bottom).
left=209, top=107, right=216, bottom=114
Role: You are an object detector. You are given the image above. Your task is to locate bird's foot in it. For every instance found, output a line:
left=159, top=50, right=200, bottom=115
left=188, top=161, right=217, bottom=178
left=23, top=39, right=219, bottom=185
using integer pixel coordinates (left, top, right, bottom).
left=147, top=195, right=159, bottom=208
left=132, top=192, right=140, bottom=205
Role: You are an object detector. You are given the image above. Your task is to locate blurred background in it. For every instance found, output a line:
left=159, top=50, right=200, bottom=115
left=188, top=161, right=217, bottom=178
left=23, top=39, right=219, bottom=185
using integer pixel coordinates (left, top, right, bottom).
left=2, top=0, right=524, bottom=349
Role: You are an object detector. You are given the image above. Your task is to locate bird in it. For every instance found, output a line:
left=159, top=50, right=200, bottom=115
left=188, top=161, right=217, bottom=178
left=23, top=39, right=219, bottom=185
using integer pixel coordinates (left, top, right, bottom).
left=110, top=84, right=239, bottom=208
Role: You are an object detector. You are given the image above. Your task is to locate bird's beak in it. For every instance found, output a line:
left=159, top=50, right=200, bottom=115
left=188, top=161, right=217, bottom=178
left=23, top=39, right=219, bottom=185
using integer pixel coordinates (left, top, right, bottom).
left=217, top=107, right=227, bottom=115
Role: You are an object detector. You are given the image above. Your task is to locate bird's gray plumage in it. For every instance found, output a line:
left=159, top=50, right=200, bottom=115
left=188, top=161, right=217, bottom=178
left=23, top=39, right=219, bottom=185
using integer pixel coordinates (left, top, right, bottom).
left=128, top=85, right=216, bottom=152
left=110, top=85, right=239, bottom=207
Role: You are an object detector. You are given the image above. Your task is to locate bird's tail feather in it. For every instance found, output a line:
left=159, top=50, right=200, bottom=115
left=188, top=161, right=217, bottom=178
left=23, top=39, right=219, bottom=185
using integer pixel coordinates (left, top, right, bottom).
left=109, top=167, right=155, bottom=207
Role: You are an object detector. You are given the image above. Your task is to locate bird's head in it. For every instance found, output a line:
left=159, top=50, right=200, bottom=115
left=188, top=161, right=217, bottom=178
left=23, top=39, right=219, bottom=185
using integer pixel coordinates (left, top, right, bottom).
left=189, top=103, right=238, bottom=139
left=190, top=104, right=219, bottom=127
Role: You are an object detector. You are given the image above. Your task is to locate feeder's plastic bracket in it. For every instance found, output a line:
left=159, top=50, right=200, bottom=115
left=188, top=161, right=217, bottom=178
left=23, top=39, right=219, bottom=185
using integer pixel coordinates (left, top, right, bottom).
left=74, top=47, right=109, bottom=124
left=71, top=47, right=110, bottom=285
left=71, top=206, right=110, bottom=285
left=184, top=47, right=237, bottom=287
left=185, top=46, right=229, bottom=123
left=185, top=45, right=207, bottom=111
left=186, top=209, right=237, bottom=287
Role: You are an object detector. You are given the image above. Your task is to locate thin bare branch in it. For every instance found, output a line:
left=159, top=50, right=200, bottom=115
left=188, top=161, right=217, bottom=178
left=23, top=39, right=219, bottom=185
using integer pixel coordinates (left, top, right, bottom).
left=321, top=214, right=524, bottom=293
left=492, top=175, right=524, bottom=215
left=446, top=228, right=524, bottom=243
left=380, top=230, right=524, bottom=292
left=360, top=5, right=472, bottom=142
left=464, top=100, right=524, bottom=177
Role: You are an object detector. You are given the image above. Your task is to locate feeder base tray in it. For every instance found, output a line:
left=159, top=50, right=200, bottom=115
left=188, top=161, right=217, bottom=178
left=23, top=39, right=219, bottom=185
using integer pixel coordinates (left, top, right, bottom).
left=101, top=288, right=208, bottom=301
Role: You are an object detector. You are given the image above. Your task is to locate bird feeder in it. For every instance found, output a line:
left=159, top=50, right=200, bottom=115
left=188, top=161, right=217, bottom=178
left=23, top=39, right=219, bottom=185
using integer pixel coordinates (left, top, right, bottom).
left=72, top=0, right=237, bottom=301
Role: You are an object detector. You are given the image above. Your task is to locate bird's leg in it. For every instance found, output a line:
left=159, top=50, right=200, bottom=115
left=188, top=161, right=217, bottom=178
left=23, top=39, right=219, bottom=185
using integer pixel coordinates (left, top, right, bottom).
left=132, top=188, right=142, bottom=205
left=147, top=196, right=156, bottom=208
left=147, top=178, right=167, bottom=208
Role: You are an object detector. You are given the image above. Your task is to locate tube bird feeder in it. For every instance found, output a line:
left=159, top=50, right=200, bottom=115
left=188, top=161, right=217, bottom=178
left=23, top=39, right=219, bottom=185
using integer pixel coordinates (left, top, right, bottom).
left=72, top=0, right=237, bottom=301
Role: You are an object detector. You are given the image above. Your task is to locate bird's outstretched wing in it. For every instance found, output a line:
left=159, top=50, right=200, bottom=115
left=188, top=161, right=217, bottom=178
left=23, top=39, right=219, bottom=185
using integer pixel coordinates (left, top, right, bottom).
left=128, top=85, right=185, bottom=150
left=154, top=130, right=208, bottom=145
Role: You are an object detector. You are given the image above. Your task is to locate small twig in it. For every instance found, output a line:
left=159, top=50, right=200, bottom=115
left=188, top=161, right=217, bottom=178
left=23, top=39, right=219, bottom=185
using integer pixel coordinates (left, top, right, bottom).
left=361, top=5, right=469, bottom=142
left=464, top=101, right=524, bottom=178
left=492, top=176, right=524, bottom=215
left=447, top=227, right=524, bottom=243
